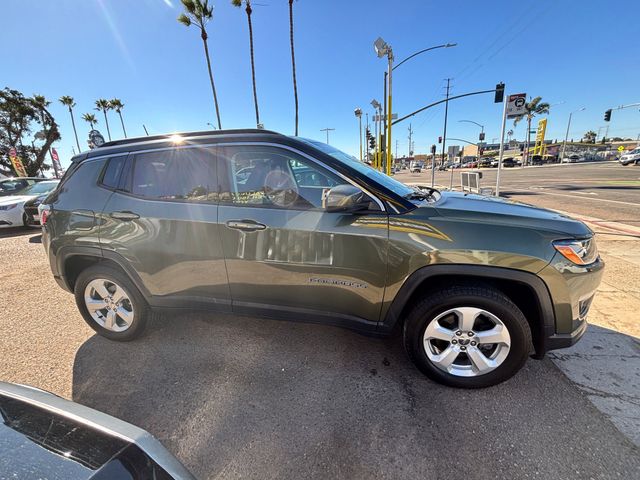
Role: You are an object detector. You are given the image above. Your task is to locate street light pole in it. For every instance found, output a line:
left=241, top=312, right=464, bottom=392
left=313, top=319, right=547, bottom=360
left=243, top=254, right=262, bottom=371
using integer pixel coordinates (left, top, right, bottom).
left=561, top=107, right=585, bottom=162
left=354, top=108, right=363, bottom=161
left=375, top=38, right=457, bottom=177
left=496, top=90, right=509, bottom=197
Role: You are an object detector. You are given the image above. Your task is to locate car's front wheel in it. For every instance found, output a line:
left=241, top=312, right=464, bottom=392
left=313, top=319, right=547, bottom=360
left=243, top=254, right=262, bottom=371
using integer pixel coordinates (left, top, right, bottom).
left=74, top=264, right=149, bottom=341
left=403, top=285, right=531, bottom=388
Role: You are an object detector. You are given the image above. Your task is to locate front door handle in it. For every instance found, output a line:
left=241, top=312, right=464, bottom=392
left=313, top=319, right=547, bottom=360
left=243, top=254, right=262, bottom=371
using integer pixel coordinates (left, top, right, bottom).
left=110, top=210, right=140, bottom=221
left=226, top=220, right=267, bottom=232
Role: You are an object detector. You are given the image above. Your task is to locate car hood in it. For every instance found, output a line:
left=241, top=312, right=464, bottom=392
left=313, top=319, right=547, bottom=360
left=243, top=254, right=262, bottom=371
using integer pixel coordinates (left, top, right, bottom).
left=0, top=194, right=33, bottom=206
left=432, top=191, right=592, bottom=237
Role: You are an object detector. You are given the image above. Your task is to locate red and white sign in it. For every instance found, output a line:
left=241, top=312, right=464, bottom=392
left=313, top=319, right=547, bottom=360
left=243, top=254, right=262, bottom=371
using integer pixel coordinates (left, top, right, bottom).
left=506, top=93, right=527, bottom=118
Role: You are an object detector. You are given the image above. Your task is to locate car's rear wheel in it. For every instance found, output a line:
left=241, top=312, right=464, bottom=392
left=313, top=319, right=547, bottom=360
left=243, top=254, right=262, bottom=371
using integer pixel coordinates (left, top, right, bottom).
left=74, top=264, right=149, bottom=341
left=403, top=285, right=531, bottom=388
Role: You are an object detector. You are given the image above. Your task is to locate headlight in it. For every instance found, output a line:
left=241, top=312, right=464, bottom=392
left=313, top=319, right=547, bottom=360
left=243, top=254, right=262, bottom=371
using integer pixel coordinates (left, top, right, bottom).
left=0, top=203, right=19, bottom=211
left=553, top=237, right=599, bottom=265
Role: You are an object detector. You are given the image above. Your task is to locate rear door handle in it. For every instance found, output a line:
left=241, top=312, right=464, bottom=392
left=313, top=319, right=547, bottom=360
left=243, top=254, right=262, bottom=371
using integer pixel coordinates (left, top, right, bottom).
left=226, top=220, right=267, bottom=232
left=110, top=210, right=140, bottom=221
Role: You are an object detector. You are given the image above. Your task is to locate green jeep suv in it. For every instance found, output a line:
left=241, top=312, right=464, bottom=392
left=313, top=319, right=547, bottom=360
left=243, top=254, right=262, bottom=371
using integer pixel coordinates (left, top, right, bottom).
left=42, top=129, right=603, bottom=388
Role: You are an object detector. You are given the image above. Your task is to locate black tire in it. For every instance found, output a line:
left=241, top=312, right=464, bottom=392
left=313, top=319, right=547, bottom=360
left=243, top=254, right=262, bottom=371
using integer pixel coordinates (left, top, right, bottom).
left=403, top=285, right=531, bottom=388
left=74, top=264, right=149, bottom=341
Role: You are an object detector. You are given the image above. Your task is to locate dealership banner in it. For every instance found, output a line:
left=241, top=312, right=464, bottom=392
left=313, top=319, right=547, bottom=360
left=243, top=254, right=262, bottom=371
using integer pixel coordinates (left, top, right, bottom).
left=50, top=148, right=62, bottom=178
left=8, top=147, right=27, bottom=177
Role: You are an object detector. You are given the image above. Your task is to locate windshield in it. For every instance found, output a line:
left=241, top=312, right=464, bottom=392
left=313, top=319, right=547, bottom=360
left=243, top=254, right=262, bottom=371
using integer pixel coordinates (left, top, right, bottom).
left=16, top=181, right=59, bottom=196
left=296, top=138, right=414, bottom=198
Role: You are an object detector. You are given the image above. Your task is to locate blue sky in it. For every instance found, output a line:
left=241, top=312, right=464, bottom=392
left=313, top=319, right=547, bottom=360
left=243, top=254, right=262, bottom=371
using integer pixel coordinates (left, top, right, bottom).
left=2, top=0, right=639, bottom=167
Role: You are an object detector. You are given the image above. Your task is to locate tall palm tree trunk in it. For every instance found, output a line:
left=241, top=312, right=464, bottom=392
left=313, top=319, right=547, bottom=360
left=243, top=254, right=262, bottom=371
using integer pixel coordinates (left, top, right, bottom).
left=289, top=0, right=299, bottom=136
left=524, top=116, right=532, bottom=166
left=118, top=111, right=127, bottom=138
left=102, top=110, right=111, bottom=141
left=68, top=107, right=81, bottom=153
left=201, top=30, right=222, bottom=129
left=246, top=4, right=260, bottom=126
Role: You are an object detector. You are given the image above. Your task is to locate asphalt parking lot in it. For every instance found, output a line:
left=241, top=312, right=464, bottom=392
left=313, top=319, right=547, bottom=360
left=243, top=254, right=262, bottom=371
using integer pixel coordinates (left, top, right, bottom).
left=1, top=162, right=639, bottom=479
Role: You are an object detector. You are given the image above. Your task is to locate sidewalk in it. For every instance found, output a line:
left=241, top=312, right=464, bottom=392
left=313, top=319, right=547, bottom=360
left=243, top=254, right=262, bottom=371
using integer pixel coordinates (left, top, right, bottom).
left=548, top=216, right=640, bottom=447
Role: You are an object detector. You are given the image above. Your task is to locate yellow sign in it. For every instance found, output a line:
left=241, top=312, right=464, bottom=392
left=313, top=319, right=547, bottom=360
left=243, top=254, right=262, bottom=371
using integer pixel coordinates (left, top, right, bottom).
left=618, top=146, right=625, bottom=152
left=533, top=118, right=548, bottom=155
left=8, top=148, right=27, bottom=177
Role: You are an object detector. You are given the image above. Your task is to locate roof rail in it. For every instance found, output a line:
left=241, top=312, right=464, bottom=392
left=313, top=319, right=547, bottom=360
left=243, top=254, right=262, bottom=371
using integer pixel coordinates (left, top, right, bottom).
left=98, top=128, right=282, bottom=149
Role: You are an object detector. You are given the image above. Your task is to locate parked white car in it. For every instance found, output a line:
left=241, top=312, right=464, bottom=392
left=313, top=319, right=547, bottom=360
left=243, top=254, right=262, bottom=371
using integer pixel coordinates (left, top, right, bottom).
left=0, top=180, right=59, bottom=228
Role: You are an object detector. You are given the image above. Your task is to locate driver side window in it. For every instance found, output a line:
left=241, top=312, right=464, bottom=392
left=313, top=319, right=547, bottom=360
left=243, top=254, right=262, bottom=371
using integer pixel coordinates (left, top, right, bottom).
left=219, top=145, right=349, bottom=210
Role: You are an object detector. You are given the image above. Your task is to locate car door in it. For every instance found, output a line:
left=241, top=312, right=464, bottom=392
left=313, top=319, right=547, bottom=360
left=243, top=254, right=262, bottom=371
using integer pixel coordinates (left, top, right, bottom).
left=99, top=144, right=231, bottom=310
left=216, top=143, right=389, bottom=327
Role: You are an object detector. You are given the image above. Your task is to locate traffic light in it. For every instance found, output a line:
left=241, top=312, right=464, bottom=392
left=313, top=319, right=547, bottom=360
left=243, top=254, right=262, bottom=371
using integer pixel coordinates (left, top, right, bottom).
left=604, top=109, right=612, bottom=122
left=430, top=144, right=436, bottom=154
left=479, top=132, right=485, bottom=141
left=369, top=136, right=376, bottom=150
left=438, top=136, right=442, bottom=144
left=494, top=82, right=505, bottom=103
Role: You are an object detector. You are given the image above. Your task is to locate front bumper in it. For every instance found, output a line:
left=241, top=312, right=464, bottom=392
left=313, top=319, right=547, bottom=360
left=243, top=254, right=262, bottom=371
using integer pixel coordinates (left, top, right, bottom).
left=538, top=253, right=604, bottom=353
left=545, top=315, right=588, bottom=350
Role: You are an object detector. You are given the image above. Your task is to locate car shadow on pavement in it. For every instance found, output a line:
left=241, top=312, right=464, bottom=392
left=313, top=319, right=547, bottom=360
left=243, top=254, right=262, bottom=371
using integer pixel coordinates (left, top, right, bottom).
left=28, top=234, right=42, bottom=244
left=72, top=312, right=640, bottom=480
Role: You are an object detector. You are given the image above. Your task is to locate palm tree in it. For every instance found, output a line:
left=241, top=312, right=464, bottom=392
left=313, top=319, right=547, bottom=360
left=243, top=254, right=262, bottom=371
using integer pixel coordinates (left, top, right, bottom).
left=32, top=95, right=51, bottom=126
left=95, top=99, right=112, bottom=140
left=232, top=0, right=260, bottom=127
left=59, top=96, right=81, bottom=152
left=110, top=98, right=127, bottom=138
left=288, top=0, right=299, bottom=136
left=583, top=130, right=597, bottom=143
left=82, top=113, right=98, bottom=130
left=513, top=96, right=550, bottom=165
left=178, top=0, right=222, bottom=129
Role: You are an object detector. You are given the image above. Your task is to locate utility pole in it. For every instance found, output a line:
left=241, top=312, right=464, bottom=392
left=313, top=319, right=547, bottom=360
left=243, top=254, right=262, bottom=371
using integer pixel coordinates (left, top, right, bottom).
left=441, top=79, right=451, bottom=172
left=561, top=107, right=585, bottom=162
left=407, top=123, right=413, bottom=157
left=320, top=127, right=335, bottom=144
left=395, top=139, right=398, bottom=161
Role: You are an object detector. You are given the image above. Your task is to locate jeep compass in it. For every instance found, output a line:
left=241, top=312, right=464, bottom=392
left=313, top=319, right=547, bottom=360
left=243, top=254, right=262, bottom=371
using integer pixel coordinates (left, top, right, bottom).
left=42, top=129, right=604, bottom=388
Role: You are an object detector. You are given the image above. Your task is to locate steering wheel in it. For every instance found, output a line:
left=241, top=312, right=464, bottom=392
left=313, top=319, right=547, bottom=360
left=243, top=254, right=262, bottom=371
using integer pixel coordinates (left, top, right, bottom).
left=263, top=169, right=299, bottom=207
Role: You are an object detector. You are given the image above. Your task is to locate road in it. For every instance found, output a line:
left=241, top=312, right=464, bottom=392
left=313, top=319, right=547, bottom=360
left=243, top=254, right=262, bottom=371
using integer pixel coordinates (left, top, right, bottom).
left=1, top=230, right=638, bottom=480
left=394, top=162, right=640, bottom=225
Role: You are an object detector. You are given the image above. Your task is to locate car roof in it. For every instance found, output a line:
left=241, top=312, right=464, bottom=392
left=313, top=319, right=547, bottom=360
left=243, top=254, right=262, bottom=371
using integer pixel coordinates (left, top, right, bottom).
left=71, top=129, right=284, bottom=162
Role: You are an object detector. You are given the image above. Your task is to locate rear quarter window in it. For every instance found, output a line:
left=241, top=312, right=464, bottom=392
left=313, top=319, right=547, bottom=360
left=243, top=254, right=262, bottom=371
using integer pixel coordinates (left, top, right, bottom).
left=100, top=155, right=128, bottom=189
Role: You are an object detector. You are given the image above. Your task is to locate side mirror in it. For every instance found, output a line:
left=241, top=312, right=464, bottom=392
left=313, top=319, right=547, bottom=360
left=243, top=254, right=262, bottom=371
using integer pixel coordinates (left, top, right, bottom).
left=324, top=184, right=375, bottom=213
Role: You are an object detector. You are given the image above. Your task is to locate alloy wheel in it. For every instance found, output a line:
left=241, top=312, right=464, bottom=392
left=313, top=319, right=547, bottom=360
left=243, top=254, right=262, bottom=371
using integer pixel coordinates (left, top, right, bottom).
left=423, top=307, right=511, bottom=377
left=84, top=278, right=134, bottom=332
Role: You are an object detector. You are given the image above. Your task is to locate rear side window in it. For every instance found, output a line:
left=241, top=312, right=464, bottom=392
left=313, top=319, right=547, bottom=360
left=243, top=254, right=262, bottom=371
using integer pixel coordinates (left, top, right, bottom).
left=100, top=155, right=128, bottom=189
left=129, top=147, right=216, bottom=202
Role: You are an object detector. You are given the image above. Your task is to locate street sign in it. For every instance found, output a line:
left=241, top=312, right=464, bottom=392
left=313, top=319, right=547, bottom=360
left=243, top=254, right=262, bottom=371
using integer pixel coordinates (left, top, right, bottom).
left=373, top=114, right=397, bottom=122
left=506, top=93, right=527, bottom=118
left=618, top=146, right=625, bottom=152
